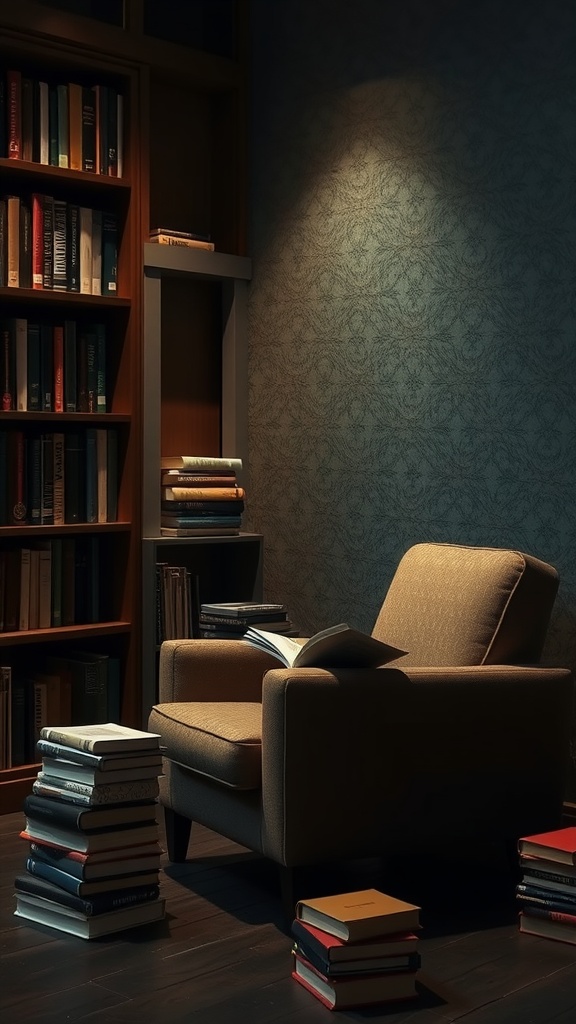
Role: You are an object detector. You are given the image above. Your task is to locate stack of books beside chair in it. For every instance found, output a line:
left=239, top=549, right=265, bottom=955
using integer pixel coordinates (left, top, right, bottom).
left=517, top=826, right=576, bottom=945
left=291, top=888, right=422, bottom=1010
left=160, top=455, right=246, bottom=537
left=198, top=601, right=294, bottom=639
left=15, top=723, right=166, bottom=939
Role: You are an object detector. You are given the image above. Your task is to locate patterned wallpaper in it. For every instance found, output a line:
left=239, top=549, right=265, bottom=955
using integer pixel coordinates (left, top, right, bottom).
left=247, top=0, right=576, bottom=782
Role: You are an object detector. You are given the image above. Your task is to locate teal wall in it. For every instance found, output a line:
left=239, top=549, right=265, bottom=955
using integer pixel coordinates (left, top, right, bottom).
left=247, top=0, right=576, bottom=776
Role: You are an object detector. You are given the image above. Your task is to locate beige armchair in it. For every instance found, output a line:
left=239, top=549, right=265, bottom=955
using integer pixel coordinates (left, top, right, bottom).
left=149, top=543, right=573, bottom=908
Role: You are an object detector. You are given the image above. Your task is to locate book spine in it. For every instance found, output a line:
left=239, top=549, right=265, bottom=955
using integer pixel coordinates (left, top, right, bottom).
left=53, top=326, right=64, bottom=412
left=7, top=70, right=21, bottom=159
left=42, top=195, right=54, bottom=289
left=52, top=433, right=65, bottom=525
left=38, top=81, right=49, bottom=164
left=48, top=84, right=58, bottom=166
left=66, top=204, right=80, bottom=292
left=101, top=212, right=117, bottom=294
left=27, top=322, right=41, bottom=410
left=19, top=199, right=32, bottom=289
left=21, top=77, right=34, bottom=162
left=79, top=207, right=92, bottom=294
left=57, top=83, right=69, bottom=168
left=7, top=195, right=20, bottom=287
left=52, top=199, right=68, bottom=291
left=31, top=194, right=44, bottom=288
left=81, top=87, right=96, bottom=172
left=63, top=320, right=77, bottom=411
left=68, top=82, right=82, bottom=171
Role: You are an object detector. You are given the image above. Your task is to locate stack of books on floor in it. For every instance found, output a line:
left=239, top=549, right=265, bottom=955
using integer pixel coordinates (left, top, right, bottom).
left=160, top=455, right=245, bottom=537
left=198, top=601, right=294, bottom=639
left=15, top=723, right=166, bottom=939
left=291, top=888, right=421, bottom=1010
left=517, top=826, right=576, bottom=945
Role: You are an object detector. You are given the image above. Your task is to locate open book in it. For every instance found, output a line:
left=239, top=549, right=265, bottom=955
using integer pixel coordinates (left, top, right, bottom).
left=243, top=623, right=407, bottom=669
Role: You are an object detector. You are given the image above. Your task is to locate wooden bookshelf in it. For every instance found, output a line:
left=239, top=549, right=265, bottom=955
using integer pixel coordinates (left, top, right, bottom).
left=0, top=1, right=251, bottom=810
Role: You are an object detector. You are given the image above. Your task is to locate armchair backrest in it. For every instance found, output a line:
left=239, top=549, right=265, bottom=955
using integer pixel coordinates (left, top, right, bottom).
left=371, top=542, right=559, bottom=667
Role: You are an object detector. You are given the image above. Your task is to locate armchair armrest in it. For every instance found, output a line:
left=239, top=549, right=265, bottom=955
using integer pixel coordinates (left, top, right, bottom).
left=158, top=639, right=280, bottom=703
left=259, top=664, right=573, bottom=866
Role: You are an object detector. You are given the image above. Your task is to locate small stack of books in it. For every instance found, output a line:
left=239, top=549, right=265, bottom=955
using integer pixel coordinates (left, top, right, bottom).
left=198, top=601, right=293, bottom=639
left=148, top=228, right=214, bottom=250
left=15, top=723, right=166, bottom=939
left=291, top=888, right=422, bottom=1010
left=517, top=826, right=576, bottom=944
left=160, top=455, right=245, bottom=537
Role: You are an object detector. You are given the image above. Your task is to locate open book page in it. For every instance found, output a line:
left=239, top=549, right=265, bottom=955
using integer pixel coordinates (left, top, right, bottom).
left=243, top=623, right=407, bottom=669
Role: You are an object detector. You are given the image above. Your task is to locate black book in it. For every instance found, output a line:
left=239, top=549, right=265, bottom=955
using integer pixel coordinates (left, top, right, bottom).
left=26, top=322, right=41, bottom=411
left=0, top=74, right=6, bottom=159
left=64, top=432, right=85, bottom=523
left=0, top=197, right=7, bottom=287
left=64, top=319, right=77, bottom=411
left=101, top=212, right=117, bottom=295
left=15, top=873, right=160, bottom=917
left=81, top=86, right=96, bottom=172
left=21, top=76, right=34, bottom=162
left=23, top=792, right=158, bottom=832
left=40, top=323, right=53, bottom=411
left=105, top=85, right=118, bottom=175
left=48, top=84, right=58, bottom=166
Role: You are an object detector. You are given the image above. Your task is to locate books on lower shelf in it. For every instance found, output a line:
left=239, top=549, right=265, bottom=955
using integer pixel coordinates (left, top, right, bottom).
left=15, top=724, right=165, bottom=939
left=159, top=456, right=245, bottom=537
left=517, top=827, right=576, bottom=945
left=291, top=890, right=421, bottom=1009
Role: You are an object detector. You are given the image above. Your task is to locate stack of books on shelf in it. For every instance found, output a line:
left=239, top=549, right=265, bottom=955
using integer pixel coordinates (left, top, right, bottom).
left=517, top=827, right=576, bottom=945
left=160, top=455, right=245, bottom=537
left=198, top=601, right=294, bottom=640
left=148, top=227, right=214, bottom=251
left=15, top=723, right=166, bottom=939
left=291, top=889, right=421, bottom=1010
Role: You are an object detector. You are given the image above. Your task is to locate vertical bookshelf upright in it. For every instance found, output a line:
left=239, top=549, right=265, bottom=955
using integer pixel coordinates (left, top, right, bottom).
left=0, top=24, right=143, bottom=812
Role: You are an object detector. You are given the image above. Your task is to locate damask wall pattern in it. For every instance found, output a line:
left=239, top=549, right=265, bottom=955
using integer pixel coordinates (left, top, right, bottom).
left=247, top=0, right=576, bottom=771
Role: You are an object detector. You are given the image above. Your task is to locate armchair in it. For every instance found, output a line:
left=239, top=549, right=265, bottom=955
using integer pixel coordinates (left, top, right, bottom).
left=149, top=543, right=573, bottom=905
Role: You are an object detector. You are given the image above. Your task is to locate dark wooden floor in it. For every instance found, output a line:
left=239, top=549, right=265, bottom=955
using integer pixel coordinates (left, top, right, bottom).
left=2, top=809, right=576, bottom=1023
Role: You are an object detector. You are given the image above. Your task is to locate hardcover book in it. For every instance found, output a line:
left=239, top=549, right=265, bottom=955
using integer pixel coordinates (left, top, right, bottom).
left=295, top=890, right=421, bottom=942
left=14, top=890, right=166, bottom=939
left=292, top=952, right=419, bottom=1010
left=244, top=624, right=407, bottom=670
left=39, top=722, right=162, bottom=753
left=291, top=919, right=421, bottom=965
left=518, top=828, right=576, bottom=866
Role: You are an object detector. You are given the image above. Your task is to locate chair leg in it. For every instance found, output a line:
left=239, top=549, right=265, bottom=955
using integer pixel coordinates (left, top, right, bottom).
left=164, top=807, right=193, bottom=862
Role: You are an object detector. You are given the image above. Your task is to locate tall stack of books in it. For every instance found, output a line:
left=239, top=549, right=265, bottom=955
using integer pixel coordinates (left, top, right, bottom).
left=15, top=723, right=166, bottom=939
left=291, top=889, right=421, bottom=1010
left=160, top=455, right=245, bottom=537
left=198, top=601, right=293, bottom=639
left=517, top=827, right=576, bottom=945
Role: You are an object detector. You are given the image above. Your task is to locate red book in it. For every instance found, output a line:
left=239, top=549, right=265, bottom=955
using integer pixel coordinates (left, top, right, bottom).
left=53, top=325, right=64, bottom=412
left=291, top=952, right=418, bottom=1010
left=31, top=193, right=44, bottom=289
left=292, top=919, right=420, bottom=965
left=7, top=70, right=22, bottom=159
left=518, top=828, right=576, bottom=866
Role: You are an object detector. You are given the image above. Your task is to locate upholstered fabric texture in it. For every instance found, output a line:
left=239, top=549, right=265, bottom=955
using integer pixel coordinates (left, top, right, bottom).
left=372, top=542, right=558, bottom=667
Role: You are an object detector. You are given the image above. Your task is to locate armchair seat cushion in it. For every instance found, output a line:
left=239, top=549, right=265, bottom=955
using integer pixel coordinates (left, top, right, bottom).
left=149, top=701, right=262, bottom=790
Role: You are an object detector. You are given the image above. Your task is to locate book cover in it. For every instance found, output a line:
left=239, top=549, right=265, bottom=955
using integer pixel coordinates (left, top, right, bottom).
left=33, top=773, right=160, bottom=807
left=296, top=890, right=421, bottom=942
left=14, top=892, right=166, bottom=939
left=519, top=911, right=576, bottom=946
left=36, top=738, right=163, bottom=770
left=245, top=623, right=407, bottom=670
left=291, top=952, right=419, bottom=1010
left=162, top=486, right=245, bottom=501
left=20, top=819, right=161, bottom=855
left=81, top=86, right=97, bottom=173
left=518, top=828, right=576, bottom=866
left=39, top=722, right=161, bottom=753
left=27, top=840, right=162, bottom=880
left=291, top=919, right=421, bottom=964
left=40, top=756, right=162, bottom=786
left=23, top=792, right=157, bottom=832
left=160, top=456, right=243, bottom=472
left=25, top=857, right=159, bottom=898
left=200, top=602, right=287, bottom=619
left=14, top=873, right=160, bottom=918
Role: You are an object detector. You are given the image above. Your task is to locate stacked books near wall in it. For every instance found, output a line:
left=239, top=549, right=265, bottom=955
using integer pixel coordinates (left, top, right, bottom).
left=160, top=455, right=245, bottom=537
left=517, top=827, right=576, bottom=944
left=291, top=888, right=421, bottom=1010
left=155, top=564, right=200, bottom=642
left=148, top=227, right=214, bottom=251
left=15, top=723, right=165, bottom=939
left=198, top=601, right=293, bottom=640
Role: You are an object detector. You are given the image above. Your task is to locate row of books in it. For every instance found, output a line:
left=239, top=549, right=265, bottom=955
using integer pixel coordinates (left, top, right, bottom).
left=517, top=826, right=576, bottom=945
left=155, top=564, right=199, bottom=643
left=1, top=652, right=122, bottom=768
left=160, top=455, right=245, bottom=537
left=0, top=537, right=109, bottom=635
left=15, top=724, right=166, bottom=940
left=291, top=888, right=422, bottom=1010
left=2, top=71, right=123, bottom=176
left=0, top=428, right=118, bottom=527
left=0, top=195, right=118, bottom=294
left=1, top=317, right=109, bottom=414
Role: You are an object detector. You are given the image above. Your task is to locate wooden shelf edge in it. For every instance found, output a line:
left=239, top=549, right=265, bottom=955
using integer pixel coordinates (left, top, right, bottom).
left=0, top=621, right=132, bottom=646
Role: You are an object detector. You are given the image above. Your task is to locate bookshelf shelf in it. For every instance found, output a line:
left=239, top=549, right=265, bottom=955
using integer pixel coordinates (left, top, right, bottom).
left=0, top=621, right=131, bottom=647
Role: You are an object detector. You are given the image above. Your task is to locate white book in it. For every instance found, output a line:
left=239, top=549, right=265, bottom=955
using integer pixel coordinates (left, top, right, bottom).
left=39, top=723, right=162, bottom=753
